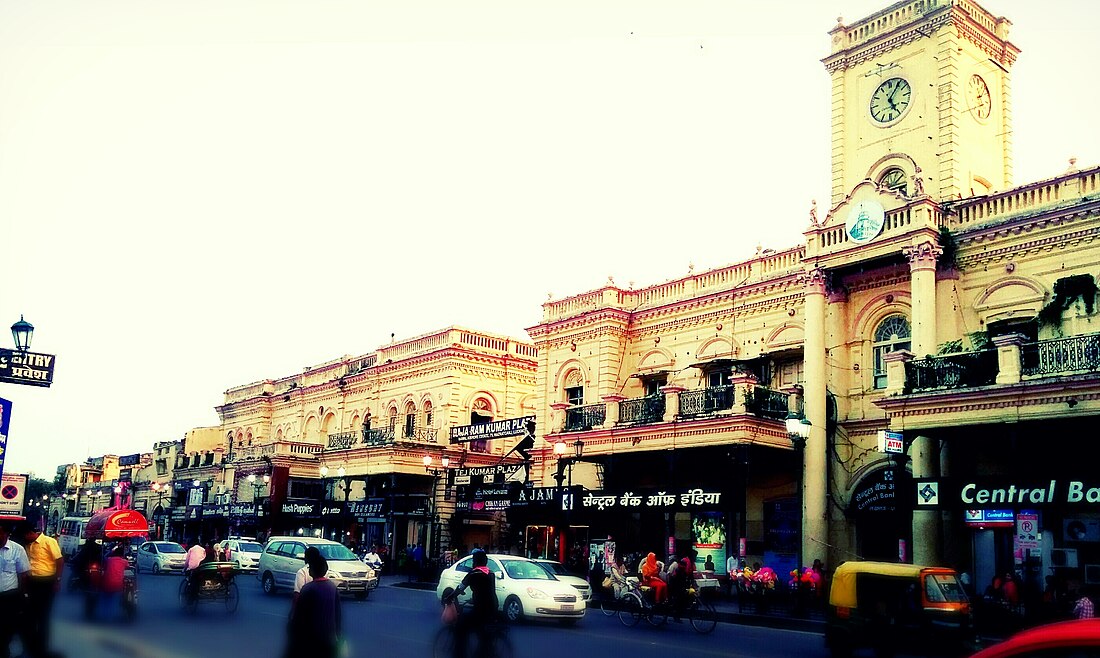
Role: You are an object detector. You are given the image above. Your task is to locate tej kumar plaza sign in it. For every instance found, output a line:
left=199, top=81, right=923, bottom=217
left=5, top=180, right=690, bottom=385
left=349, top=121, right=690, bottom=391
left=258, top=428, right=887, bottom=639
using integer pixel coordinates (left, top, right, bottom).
left=916, top=478, right=1100, bottom=508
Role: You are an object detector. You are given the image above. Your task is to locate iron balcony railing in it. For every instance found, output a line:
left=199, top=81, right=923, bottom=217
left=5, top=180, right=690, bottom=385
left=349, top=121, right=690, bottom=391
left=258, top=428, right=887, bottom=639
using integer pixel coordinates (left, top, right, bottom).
left=400, top=426, right=439, bottom=443
left=905, top=350, right=998, bottom=393
left=618, top=394, right=666, bottom=425
left=678, top=385, right=735, bottom=417
left=744, top=386, right=789, bottom=421
left=327, top=431, right=358, bottom=450
left=1022, top=332, right=1100, bottom=378
left=564, top=403, right=606, bottom=432
left=362, top=426, right=396, bottom=446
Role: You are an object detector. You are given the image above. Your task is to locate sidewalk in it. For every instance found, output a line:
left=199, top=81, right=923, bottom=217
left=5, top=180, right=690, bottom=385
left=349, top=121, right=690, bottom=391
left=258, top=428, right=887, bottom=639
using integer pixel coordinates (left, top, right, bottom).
left=46, top=619, right=194, bottom=658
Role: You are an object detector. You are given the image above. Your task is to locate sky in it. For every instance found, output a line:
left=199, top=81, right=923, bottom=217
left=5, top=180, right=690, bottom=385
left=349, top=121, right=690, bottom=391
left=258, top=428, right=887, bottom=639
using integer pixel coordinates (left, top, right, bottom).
left=1, top=0, right=1098, bottom=479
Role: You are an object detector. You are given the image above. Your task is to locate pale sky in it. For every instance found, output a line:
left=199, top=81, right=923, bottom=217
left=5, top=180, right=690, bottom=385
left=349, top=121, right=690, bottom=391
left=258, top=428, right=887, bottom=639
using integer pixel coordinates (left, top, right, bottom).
left=2, top=0, right=1098, bottom=479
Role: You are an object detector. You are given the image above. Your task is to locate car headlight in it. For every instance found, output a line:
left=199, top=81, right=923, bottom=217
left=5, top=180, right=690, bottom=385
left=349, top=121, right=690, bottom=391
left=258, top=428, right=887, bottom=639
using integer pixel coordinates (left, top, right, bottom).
left=526, top=587, right=549, bottom=599
left=364, top=567, right=375, bottom=578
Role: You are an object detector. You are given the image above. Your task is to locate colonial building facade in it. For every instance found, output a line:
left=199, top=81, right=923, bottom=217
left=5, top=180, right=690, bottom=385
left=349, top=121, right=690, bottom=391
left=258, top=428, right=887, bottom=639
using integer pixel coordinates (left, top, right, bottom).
left=522, top=0, right=1100, bottom=596
left=217, top=326, right=537, bottom=559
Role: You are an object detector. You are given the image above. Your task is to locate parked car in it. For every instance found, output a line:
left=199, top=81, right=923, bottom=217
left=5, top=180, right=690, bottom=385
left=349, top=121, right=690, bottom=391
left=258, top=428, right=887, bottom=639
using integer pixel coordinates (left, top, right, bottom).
left=258, top=537, right=378, bottom=600
left=534, top=559, right=592, bottom=602
left=135, top=541, right=187, bottom=574
left=217, top=539, right=264, bottom=572
left=969, top=619, right=1100, bottom=657
left=437, top=553, right=585, bottom=625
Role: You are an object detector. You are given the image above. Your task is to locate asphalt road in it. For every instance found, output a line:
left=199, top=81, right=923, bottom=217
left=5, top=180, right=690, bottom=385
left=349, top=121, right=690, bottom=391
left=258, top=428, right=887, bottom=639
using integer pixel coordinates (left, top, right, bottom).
left=51, top=573, right=835, bottom=658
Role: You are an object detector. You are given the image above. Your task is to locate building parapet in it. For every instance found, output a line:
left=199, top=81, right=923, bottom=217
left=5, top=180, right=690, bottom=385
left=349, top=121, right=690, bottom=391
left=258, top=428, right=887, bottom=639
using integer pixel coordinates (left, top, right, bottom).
left=946, top=166, right=1100, bottom=232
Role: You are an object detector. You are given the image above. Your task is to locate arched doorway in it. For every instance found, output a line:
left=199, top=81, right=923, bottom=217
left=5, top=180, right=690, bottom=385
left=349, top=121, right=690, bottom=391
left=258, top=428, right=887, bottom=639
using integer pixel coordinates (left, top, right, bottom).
left=850, top=465, right=912, bottom=562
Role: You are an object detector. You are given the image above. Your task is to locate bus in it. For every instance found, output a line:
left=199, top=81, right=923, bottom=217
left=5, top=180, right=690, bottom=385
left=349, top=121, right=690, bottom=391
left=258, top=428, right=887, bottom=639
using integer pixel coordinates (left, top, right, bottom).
left=58, top=516, right=92, bottom=558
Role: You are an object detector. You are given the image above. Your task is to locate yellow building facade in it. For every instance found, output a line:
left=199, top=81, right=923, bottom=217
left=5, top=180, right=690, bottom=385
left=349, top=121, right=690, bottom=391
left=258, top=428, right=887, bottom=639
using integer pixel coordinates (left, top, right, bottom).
left=523, top=0, right=1100, bottom=593
left=216, top=326, right=536, bottom=558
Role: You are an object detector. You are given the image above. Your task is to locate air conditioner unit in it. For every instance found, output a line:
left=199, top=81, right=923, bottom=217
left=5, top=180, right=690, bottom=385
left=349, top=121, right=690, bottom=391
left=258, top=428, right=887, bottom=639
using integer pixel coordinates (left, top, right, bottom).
left=1051, top=548, right=1079, bottom=568
left=1085, top=565, right=1100, bottom=585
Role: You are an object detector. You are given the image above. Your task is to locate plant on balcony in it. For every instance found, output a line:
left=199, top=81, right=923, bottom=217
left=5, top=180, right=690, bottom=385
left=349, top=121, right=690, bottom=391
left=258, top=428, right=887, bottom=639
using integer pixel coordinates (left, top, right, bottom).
left=937, top=226, right=958, bottom=272
left=934, top=331, right=991, bottom=356
left=1038, top=274, right=1098, bottom=328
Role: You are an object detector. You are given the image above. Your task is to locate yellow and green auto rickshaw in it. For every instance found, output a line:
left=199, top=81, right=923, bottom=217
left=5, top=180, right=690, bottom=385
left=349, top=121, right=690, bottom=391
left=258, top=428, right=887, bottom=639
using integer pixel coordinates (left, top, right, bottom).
left=825, top=561, right=973, bottom=658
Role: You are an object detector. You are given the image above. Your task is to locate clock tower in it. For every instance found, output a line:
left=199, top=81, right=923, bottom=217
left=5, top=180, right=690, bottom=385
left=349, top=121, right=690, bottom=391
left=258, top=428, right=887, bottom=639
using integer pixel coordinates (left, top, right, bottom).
left=822, top=0, right=1019, bottom=205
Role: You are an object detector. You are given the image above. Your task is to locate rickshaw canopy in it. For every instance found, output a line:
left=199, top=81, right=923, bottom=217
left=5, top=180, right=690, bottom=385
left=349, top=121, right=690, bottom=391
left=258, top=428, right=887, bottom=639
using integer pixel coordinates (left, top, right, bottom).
left=828, top=561, right=938, bottom=608
left=83, top=508, right=149, bottom=540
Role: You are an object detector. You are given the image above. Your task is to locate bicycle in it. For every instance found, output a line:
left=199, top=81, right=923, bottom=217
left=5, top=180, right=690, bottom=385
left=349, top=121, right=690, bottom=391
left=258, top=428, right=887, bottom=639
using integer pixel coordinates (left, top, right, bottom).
left=434, top=599, right=514, bottom=658
left=618, top=581, right=718, bottom=634
left=599, top=575, right=636, bottom=616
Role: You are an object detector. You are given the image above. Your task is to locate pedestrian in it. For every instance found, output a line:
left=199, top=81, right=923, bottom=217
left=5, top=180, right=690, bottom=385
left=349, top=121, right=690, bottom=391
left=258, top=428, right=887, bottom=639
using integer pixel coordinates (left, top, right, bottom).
left=0, top=520, right=31, bottom=658
left=1073, top=588, right=1095, bottom=619
left=641, top=553, right=668, bottom=604
left=286, top=554, right=342, bottom=658
left=183, top=538, right=206, bottom=598
left=16, top=521, right=63, bottom=658
left=412, top=543, right=424, bottom=578
left=98, top=545, right=128, bottom=620
left=725, top=554, right=740, bottom=597
left=70, top=539, right=103, bottom=619
left=294, top=547, right=323, bottom=606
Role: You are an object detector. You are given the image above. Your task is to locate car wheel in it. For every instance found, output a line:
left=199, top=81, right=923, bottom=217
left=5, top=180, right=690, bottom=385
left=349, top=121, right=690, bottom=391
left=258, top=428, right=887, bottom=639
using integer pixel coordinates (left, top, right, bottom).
left=262, top=572, right=277, bottom=595
left=504, top=596, right=524, bottom=623
left=152, top=562, right=160, bottom=575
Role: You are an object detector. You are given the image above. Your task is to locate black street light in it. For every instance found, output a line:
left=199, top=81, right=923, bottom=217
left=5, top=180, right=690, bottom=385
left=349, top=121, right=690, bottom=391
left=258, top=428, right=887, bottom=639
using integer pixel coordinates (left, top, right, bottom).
left=10, top=315, right=33, bottom=351
left=785, top=410, right=812, bottom=613
left=423, top=455, right=450, bottom=563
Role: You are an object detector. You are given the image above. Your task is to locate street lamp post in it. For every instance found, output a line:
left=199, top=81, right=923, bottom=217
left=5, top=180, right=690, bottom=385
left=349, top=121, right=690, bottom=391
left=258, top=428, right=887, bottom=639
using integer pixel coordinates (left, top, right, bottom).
left=246, top=473, right=270, bottom=539
left=785, top=411, right=812, bottom=613
left=151, top=482, right=169, bottom=539
left=10, top=315, right=33, bottom=352
left=552, top=440, right=584, bottom=565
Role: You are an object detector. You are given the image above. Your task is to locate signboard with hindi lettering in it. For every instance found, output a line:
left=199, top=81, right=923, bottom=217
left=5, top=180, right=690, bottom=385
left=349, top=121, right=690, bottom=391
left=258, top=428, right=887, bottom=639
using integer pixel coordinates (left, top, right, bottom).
left=579, top=487, right=724, bottom=512
left=450, top=416, right=533, bottom=444
left=0, top=349, right=57, bottom=388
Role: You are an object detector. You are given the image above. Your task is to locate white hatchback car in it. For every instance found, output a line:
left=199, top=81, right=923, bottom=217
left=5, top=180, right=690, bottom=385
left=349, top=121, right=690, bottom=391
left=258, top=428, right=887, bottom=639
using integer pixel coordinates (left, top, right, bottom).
left=437, top=554, right=585, bottom=625
left=218, top=539, right=264, bottom=572
left=534, top=560, right=592, bottom=602
left=135, top=541, right=187, bottom=574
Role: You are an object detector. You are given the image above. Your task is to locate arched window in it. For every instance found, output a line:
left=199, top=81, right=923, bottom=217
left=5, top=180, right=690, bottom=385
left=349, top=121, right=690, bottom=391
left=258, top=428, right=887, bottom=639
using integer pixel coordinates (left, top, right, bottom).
left=470, top=398, right=493, bottom=453
left=879, top=167, right=907, bottom=195
left=563, top=369, right=584, bottom=406
left=404, top=401, right=417, bottom=439
left=873, top=314, right=911, bottom=389
left=423, top=401, right=433, bottom=428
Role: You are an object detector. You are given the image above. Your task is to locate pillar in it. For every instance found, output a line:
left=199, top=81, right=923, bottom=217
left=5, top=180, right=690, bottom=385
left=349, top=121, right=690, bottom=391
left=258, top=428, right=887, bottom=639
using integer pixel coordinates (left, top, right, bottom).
left=992, top=333, right=1026, bottom=385
left=601, top=394, right=625, bottom=426
left=803, top=267, right=828, bottom=567
left=906, top=241, right=943, bottom=566
left=659, top=386, right=684, bottom=423
left=550, top=402, right=571, bottom=433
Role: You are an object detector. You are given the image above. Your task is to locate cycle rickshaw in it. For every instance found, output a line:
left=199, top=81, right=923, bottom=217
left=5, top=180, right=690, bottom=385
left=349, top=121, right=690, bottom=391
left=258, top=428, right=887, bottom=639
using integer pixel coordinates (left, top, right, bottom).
left=83, top=508, right=150, bottom=620
left=179, top=561, right=241, bottom=614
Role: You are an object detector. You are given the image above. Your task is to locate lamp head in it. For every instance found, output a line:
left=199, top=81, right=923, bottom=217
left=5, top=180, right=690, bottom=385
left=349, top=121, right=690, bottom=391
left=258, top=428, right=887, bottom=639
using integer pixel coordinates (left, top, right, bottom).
left=441, top=457, right=450, bottom=468
left=423, top=455, right=433, bottom=468
left=246, top=474, right=256, bottom=484
left=337, top=466, right=346, bottom=478
left=263, top=474, right=270, bottom=484
left=10, top=315, right=33, bottom=352
left=320, top=466, right=329, bottom=477
left=554, top=441, right=567, bottom=456
left=574, top=440, right=585, bottom=459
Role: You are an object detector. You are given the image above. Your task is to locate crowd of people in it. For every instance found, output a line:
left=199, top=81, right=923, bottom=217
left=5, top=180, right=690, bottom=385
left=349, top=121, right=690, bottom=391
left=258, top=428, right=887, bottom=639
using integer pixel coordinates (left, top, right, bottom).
left=0, top=520, right=66, bottom=658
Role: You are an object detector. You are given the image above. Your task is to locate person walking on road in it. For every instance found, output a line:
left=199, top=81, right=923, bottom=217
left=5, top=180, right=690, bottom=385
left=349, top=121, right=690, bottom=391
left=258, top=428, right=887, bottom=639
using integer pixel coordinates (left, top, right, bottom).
left=0, top=520, right=31, bottom=658
left=286, top=554, right=342, bottom=658
left=70, top=539, right=102, bottom=620
left=16, top=521, right=63, bottom=658
left=293, top=547, right=323, bottom=607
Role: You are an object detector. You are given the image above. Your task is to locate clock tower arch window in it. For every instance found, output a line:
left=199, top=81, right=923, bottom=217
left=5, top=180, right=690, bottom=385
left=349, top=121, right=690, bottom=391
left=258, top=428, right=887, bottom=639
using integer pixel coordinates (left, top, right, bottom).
left=879, top=167, right=908, bottom=195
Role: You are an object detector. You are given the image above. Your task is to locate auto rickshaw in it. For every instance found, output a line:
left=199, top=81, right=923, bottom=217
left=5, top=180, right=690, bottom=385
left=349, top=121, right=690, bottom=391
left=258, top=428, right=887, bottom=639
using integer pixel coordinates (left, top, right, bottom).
left=83, top=508, right=150, bottom=620
left=825, top=561, right=973, bottom=658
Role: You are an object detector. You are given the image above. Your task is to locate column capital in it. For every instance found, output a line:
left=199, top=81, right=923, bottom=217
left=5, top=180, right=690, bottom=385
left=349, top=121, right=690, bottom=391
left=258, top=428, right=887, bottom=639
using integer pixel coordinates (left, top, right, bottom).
left=991, top=332, right=1028, bottom=348
left=550, top=402, right=572, bottom=411
left=600, top=394, right=627, bottom=403
left=882, top=349, right=915, bottom=364
left=805, top=267, right=828, bottom=295
left=658, top=385, right=686, bottom=394
left=903, top=241, right=942, bottom=272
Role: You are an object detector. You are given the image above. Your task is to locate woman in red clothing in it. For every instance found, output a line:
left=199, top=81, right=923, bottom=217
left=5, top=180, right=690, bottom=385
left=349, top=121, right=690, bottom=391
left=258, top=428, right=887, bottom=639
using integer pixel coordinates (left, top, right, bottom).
left=99, top=545, right=128, bottom=619
left=641, top=553, right=668, bottom=604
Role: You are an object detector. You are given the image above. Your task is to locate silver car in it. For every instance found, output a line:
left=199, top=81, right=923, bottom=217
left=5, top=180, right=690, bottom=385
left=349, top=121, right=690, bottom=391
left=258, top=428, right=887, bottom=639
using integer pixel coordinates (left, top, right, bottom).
left=258, top=537, right=378, bottom=600
left=135, top=541, right=187, bottom=574
left=218, top=539, right=264, bottom=572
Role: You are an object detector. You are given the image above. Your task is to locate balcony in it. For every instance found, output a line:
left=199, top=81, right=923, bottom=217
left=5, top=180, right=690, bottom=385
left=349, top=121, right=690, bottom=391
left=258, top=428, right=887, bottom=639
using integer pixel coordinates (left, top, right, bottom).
left=399, top=426, right=439, bottom=443
left=1022, top=333, right=1100, bottom=377
left=743, top=386, right=789, bottom=421
left=363, top=426, right=396, bottom=446
left=678, top=385, right=735, bottom=417
left=905, top=350, right=998, bottom=393
left=327, top=431, right=358, bottom=450
left=618, top=394, right=665, bottom=425
left=564, top=404, right=606, bottom=432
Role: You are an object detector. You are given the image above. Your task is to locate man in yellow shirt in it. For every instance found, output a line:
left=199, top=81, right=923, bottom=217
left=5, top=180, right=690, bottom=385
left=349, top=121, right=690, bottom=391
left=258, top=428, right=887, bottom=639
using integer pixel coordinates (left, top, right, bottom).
left=16, top=522, right=63, bottom=658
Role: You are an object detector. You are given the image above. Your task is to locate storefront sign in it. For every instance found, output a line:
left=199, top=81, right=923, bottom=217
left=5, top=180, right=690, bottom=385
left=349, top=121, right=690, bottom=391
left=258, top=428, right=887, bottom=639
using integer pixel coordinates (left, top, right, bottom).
left=119, top=454, right=141, bottom=467
left=188, top=488, right=204, bottom=506
left=580, top=488, right=722, bottom=511
left=348, top=499, right=387, bottom=519
left=0, top=349, right=57, bottom=388
left=185, top=505, right=203, bottom=520
left=916, top=478, right=1100, bottom=509
left=230, top=503, right=256, bottom=518
left=965, top=509, right=1014, bottom=527
left=171, top=508, right=188, bottom=520
left=511, top=487, right=560, bottom=507
left=1017, top=511, right=1040, bottom=550
left=851, top=467, right=899, bottom=515
left=392, top=495, right=430, bottom=517
left=450, top=416, right=533, bottom=443
left=281, top=501, right=320, bottom=517
left=202, top=503, right=228, bottom=518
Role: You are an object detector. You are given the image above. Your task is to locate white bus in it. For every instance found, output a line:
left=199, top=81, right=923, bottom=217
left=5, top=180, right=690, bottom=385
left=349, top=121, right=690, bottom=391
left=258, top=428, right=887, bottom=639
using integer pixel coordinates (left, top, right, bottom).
left=58, top=517, right=92, bottom=558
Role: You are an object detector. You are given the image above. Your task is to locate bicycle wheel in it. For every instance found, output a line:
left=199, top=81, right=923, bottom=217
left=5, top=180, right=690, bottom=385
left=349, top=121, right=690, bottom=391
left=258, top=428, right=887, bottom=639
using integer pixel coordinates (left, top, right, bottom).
left=646, top=603, right=668, bottom=627
left=225, top=580, right=240, bottom=613
left=689, top=599, right=718, bottom=634
left=432, top=626, right=455, bottom=658
left=177, top=579, right=196, bottom=614
left=618, top=593, right=642, bottom=627
left=600, top=594, right=617, bottom=616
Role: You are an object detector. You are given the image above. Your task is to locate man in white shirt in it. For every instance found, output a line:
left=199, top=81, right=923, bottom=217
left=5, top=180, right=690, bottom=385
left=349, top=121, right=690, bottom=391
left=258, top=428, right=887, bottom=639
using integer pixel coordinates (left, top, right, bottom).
left=1, top=520, right=32, bottom=658
left=726, top=555, right=741, bottom=596
left=363, top=546, right=382, bottom=570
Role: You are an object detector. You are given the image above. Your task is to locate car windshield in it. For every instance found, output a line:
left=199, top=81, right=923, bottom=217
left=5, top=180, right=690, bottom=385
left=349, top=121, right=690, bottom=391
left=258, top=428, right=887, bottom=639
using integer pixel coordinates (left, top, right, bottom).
left=155, top=543, right=185, bottom=554
left=538, top=561, right=569, bottom=576
left=503, top=560, right=556, bottom=581
left=925, top=573, right=968, bottom=603
left=315, top=544, right=358, bottom=561
left=238, top=542, right=263, bottom=553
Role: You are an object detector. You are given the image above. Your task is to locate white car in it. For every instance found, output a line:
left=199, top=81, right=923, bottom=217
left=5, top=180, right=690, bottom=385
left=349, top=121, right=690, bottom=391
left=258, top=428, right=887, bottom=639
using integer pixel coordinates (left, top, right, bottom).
left=258, top=537, right=378, bottom=600
left=534, top=560, right=592, bottom=602
left=437, top=554, right=585, bottom=625
left=135, top=541, right=187, bottom=574
left=218, top=539, right=264, bottom=572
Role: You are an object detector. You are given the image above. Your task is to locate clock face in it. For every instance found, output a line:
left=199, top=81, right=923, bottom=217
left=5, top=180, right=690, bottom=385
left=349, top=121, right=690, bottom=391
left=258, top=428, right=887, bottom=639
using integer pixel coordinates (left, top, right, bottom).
left=967, top=74, right=991, bottom=120
left=869, top=77, right=911, bottom=124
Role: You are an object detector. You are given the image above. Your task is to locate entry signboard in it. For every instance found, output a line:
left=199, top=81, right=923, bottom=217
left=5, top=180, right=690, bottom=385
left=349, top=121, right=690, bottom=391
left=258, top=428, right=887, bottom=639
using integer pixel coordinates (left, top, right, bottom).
left=0, top=349, right=57, bottom=388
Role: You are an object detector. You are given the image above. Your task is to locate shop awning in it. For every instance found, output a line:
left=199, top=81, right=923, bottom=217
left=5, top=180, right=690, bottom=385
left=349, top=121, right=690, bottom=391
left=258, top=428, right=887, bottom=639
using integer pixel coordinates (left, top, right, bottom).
left=84, top=508, right=150, bottom=540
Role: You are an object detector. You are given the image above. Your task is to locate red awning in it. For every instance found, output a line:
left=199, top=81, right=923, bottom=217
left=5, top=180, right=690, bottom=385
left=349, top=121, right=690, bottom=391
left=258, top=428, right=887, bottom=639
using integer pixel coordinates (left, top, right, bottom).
left=84, top=508, right=150, bottom=540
